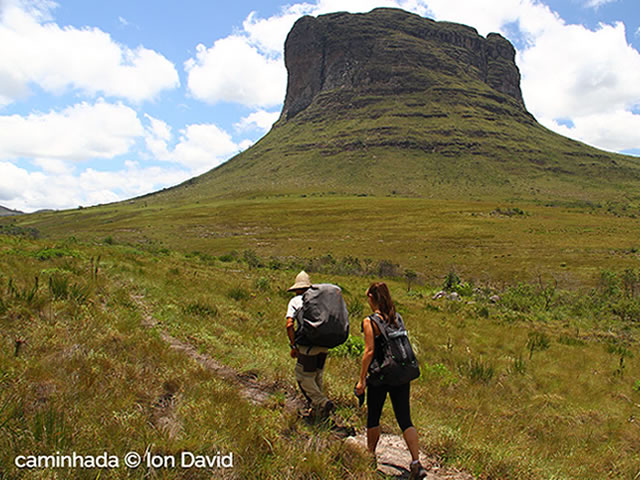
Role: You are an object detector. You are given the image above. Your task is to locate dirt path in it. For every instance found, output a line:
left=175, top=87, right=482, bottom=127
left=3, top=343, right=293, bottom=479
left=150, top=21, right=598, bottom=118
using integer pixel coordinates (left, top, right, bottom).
left=132, top=294, right=475, bottom=479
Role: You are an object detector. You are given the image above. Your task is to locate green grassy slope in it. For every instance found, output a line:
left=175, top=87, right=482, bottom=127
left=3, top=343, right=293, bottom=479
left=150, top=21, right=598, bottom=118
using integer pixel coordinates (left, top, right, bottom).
left=134, top=9, right=640, bottom=205
left=2, top=234, right=639, bottom=479
left=10, top=196, right=640, bottom=287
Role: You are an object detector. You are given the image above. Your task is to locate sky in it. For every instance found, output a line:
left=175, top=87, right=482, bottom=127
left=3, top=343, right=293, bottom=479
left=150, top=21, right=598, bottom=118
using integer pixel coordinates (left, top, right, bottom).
left=1, top=0, right=639, bottom=213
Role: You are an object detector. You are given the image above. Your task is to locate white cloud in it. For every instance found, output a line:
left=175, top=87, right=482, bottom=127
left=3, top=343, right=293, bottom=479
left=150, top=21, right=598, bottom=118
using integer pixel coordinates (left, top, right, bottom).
left=185, top=36, right=286, bottom=107
left=184, top=0, right=417, bottom=108
left=520, top=21, right=640, bottom=119
left=0, top=1, right=179, bottom=106
left=584, top=0, right=617, bottom=8
left=234, top=109, right=280, bottom=133
left=144, top=115, right=248, bottom=172
left=544, top=110, right=640, bottom=152
left=0, top=99, right=143, bottom=162
left=173, top=123, right=243, bottom=172
left=0, top=159, right=192, bottom=212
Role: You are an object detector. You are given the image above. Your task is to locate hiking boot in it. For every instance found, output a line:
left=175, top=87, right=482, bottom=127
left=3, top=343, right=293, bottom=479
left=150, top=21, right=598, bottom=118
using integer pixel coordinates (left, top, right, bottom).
left=408, top=460, right=427, bottom=480
left=320, top=400, right=334, bottom=420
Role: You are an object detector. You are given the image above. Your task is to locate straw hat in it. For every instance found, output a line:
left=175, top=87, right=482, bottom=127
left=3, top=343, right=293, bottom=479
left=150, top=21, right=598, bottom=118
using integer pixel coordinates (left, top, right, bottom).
left=288, top=270, right=311, bottom=291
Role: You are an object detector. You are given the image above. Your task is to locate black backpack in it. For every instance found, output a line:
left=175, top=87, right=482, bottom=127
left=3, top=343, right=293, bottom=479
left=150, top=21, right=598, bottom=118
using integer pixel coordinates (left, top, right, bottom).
left=367, top=313, right=420, bottom=386
left=294, top=284, right=349, bottom=348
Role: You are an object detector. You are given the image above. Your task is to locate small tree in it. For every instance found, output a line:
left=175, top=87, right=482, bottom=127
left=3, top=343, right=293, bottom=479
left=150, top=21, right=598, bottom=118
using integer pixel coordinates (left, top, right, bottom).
left=404, top=269, right=417, bottom=292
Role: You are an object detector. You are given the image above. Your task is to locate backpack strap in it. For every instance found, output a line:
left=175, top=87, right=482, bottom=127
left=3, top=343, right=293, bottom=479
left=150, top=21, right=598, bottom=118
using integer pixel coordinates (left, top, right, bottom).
left=368, top=313, right=389, bottom=341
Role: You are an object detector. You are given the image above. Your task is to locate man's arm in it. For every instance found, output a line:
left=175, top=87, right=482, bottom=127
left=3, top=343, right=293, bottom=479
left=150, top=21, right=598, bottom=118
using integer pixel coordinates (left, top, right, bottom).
left=286, top=316, right=299, bottom=358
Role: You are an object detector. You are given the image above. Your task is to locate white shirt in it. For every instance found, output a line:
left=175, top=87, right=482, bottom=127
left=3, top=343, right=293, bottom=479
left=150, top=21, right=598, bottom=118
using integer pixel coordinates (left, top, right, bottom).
left=286, top=295, right=303, bottom=319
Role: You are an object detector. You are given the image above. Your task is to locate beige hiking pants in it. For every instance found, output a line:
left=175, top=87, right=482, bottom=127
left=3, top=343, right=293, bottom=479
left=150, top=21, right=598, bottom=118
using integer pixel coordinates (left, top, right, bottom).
left=295, top=352, right=329, bottom=409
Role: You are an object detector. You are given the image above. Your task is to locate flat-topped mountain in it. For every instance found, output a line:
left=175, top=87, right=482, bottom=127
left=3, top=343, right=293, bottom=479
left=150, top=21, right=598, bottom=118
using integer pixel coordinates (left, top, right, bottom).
left=141, top=7, right=637, bottom=204
left=278, top=8, right=525, bottom=124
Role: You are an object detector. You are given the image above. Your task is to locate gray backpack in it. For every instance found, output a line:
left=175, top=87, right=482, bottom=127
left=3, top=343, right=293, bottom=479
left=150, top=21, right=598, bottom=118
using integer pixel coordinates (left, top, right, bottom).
left=295, top=284, right=349, bottom=348
left=367, top=313, right=420, bottom=386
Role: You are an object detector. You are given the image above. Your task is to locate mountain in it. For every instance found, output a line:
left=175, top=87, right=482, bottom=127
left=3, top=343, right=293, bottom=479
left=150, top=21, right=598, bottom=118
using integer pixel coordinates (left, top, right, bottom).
left=0, top=205, right=23, bottom=216
left=142, top=7, right=639, bottom=205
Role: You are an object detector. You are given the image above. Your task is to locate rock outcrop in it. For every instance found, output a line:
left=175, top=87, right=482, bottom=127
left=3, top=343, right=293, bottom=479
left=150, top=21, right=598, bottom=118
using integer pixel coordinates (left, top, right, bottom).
left=278, top=8, right=524, bottom=123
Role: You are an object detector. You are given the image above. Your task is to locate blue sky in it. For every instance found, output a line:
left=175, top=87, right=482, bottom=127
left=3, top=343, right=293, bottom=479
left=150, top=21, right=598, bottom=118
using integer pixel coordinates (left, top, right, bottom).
left=1, top=0, right=639, bottom=212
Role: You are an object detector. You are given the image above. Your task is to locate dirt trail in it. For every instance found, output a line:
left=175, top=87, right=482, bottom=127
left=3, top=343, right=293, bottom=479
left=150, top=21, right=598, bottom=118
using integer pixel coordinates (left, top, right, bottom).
left=132, top=294, right=475, bottom=480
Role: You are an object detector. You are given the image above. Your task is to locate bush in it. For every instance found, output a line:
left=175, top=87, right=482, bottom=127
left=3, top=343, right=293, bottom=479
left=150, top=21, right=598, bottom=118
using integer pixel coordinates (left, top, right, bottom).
left=598, top=269, right=621, bottom=297
left=611, top=298, right=640, bottom=322
left=184, top=301, right=218, bottom=317
left=48, top=274, right=69, bottom=300
left=243, top=250, right=262, bottom=269
left=527, top=331, right=550, bottom=359
left=459, top=358, right=494, bottom=383
left=502, top=283, right=540, bottom=313
left=443, top=270, right=461, bottom=290
left=254, top=277, right=270, bottom=292
left=228, top=287, right=250, bottom=301
left=332, top=335, right=365, bottom=358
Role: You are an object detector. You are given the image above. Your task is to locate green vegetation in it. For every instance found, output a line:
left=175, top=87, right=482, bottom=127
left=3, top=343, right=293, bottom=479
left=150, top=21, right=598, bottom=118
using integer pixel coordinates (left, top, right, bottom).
left=1, top=235, right=639, bottom=479
left=3, top=9, right=640, bottom=477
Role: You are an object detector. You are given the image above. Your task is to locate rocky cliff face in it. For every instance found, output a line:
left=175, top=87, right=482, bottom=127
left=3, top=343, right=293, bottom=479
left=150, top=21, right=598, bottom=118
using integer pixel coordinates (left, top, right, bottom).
left=278, top=8, right=525, bottom=123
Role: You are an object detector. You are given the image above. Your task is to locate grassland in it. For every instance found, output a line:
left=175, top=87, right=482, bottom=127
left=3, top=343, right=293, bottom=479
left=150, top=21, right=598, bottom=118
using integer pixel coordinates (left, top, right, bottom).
left=10, top=195, right=640, bottom=288
left=1, top=231, right=639, bottom=479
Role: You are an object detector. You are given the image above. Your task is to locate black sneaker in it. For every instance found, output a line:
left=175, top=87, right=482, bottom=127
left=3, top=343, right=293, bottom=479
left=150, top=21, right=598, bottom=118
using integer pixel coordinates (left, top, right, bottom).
left=408, top=460, right=427, bottom=480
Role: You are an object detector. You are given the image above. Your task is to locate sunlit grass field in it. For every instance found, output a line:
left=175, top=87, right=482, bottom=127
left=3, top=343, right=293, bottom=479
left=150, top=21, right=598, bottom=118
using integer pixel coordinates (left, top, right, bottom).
left=10, top=195, right=640, bottom=288
left=1, top=230, right=639, bottom=479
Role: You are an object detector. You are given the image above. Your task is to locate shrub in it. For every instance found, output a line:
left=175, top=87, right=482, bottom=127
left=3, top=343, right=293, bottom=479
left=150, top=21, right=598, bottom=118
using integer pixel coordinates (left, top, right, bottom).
left=34, top=247, right=77, bottom=261
left=332, top=336, right=365, bottom=358
left=184, top=301, right=218, bottom=317
left=243, top=250, right=262, bottom=269
left=459, top=358, right=494, bottom=383
left=502, top=283, right=540, bottom=313
left=254, top=277, right=270, bottom=292
left=611, top=298, right=640, bottom=322
left=228, top=287, right=250, bottom=301
left=598, top=269, right=621, bottom=297
left=377, top=259, right=400, bottom=278
left=48, top=275, right=69, bottom=300
left=443, top=270, right=461, bottom=290
left=527, top=331, right=551, bottom=359
left=453, top=281, right=474, bottom=297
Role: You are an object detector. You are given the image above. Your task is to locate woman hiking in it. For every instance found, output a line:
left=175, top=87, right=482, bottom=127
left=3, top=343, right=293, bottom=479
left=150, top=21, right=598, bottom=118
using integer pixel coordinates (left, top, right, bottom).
left=355, top=282, right=427, bottom=480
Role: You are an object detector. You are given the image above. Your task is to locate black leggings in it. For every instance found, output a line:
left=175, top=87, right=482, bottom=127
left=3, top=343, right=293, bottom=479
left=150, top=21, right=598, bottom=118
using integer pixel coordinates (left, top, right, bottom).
left=366, top=382, right=413, bottom=432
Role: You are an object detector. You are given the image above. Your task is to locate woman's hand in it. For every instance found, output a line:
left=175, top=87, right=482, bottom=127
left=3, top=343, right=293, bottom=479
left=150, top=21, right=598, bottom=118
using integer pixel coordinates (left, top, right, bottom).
left=355, top=379, right=365, bottom=396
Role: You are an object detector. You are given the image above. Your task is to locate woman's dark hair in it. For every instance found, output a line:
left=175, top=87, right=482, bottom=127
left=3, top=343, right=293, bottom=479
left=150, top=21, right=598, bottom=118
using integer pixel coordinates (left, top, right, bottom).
left=366, top=282, right=397, bottom=325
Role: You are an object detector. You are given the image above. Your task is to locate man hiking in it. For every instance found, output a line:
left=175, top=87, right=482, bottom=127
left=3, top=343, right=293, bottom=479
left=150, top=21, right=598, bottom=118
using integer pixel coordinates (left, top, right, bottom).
left=286, top=270, right=334, bottom=420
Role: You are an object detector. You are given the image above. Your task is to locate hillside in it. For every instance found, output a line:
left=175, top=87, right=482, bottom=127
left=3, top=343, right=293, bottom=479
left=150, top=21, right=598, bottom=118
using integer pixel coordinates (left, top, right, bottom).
left=141, top=7, right=639, bottom=205
left=6, top=7, right=640, bottom=285
left=0, top=205, right=23, bottom=216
